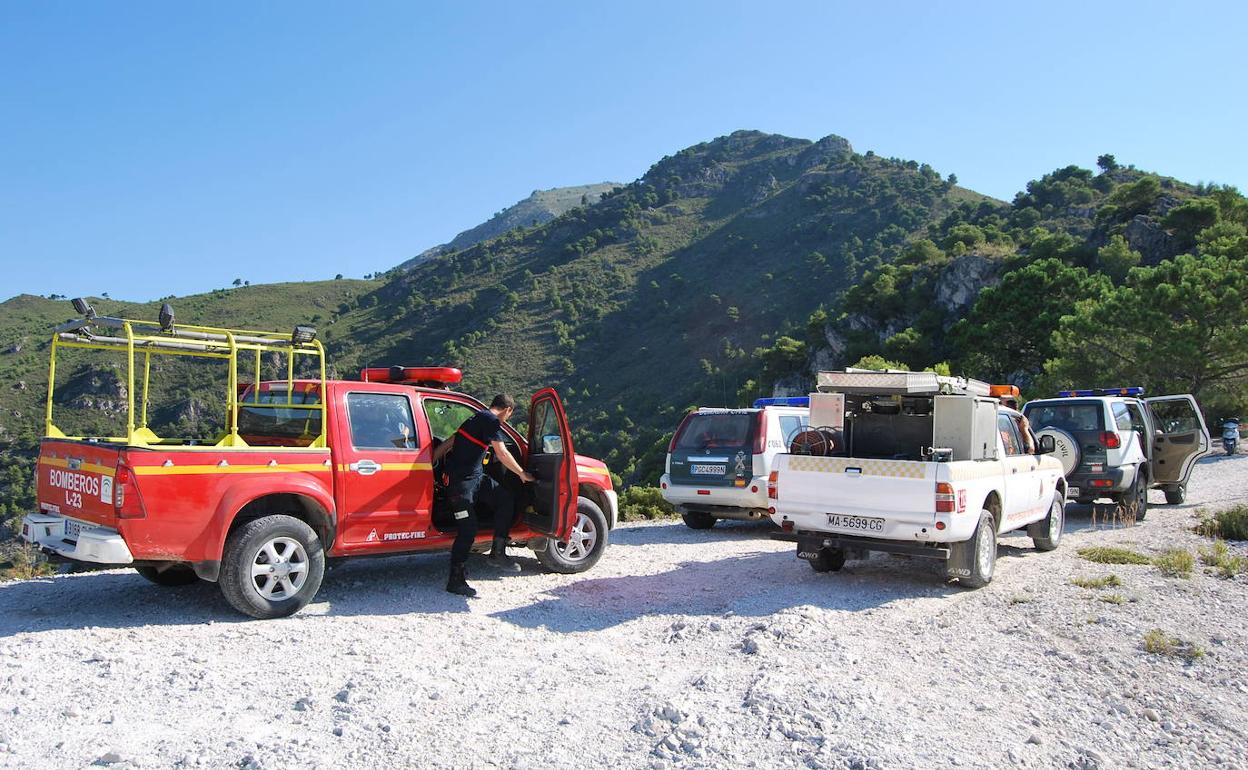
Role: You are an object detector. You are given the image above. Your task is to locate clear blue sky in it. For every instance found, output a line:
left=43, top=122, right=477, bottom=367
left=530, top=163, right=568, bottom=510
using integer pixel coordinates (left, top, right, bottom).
left=2, top=1, right=1244, bottom=302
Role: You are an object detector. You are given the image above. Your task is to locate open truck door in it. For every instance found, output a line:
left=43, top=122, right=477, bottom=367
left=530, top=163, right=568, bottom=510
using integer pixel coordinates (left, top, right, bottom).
left=1145, top=395, right=1210, bottom=490
left=525, top=388, right=578, bottom=540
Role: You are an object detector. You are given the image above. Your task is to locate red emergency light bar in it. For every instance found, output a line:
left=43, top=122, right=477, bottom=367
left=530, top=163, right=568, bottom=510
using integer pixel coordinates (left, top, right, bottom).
left=360, top=366, right=463, bottom=387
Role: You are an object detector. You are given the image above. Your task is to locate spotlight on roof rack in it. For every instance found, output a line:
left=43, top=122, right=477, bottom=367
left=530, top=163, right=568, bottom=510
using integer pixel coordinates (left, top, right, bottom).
left=291, top=325, right=317, bottom=345
left=71, top=298, right=96, bottom=320
left=158, top=302, right=175, bottom=332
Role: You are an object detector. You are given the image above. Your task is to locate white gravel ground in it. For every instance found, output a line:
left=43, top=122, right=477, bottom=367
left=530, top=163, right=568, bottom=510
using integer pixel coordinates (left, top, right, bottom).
left=2, top=454, right=1247, bottom=770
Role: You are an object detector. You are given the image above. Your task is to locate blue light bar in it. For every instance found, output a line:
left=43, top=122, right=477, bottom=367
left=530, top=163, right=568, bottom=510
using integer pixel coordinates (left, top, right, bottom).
left=753, top=396, right=810, bottom=408
left=1057, top=387, right=1145, bottom=398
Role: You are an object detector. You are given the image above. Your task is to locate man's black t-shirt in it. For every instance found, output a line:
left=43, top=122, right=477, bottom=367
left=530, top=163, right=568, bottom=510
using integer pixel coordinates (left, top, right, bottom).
left=446, top=409, right=506, bottom=484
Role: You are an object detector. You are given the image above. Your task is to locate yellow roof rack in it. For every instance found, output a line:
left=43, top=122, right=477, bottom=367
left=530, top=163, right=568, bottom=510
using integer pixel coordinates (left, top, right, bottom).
left=46, top=298, right=327, bottom=449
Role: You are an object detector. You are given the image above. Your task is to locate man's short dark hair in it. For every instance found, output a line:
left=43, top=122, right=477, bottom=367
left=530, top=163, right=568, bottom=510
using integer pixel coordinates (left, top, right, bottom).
left=491, top=394, right=516, bottom=410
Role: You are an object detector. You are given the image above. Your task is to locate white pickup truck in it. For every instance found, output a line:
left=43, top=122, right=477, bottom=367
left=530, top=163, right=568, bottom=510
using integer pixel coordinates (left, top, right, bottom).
left=768, top=370, right=1068, bottom=587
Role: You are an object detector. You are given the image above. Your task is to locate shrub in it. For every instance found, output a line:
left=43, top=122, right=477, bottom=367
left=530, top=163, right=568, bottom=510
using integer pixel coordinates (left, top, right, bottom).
left=618, top=486, right=677, bottom=521
left=1198, top=540, right=1247, bottom=578
left=1142, top=628, right=1204, bottom=661
left=1099, top=593, right=1127, bottom=605
left=1195, top=505, right=1248, bottom=541
left=1077, top=546, right=1151, bottom=565
left=1071, top=574, right=1123, bottom=589
left=1153, top=549, right=1195, bottom=578
left=0, top=543, right=54, bottom=581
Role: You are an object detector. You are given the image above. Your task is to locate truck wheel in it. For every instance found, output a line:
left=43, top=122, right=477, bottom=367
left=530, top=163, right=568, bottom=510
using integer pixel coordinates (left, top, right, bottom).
left=948, top=510, right=996, bottom=588
left=809, top=548, right=846, bottom=573
left=1027, top=495, right=1064, bottom=552
left=1123, top=471, right=1148, bottom=522
left=219, top=515, right=325, bottom=619
left=1164, top=484, right=1186, bottom=505
left=535, top=497, right=609, bottom=575
left=135, top=564, right=200, bottom=587
left=681, top=511, right=717, bottom=530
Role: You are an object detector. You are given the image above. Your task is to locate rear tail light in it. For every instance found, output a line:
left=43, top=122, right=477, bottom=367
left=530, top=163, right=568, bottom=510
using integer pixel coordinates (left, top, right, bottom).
left=936, top=482, right=956, bottom=513
left=753, top=410, right=768, bottom=454
left=668, top=412, right=695, bottom=453
left=114, top=461, right=148, bottom=519
left=1099, top=431, right=1121, bottom=449
left=767, top=470, right=779, bottom=500
left=1090, top=479, right=1114, bottom=488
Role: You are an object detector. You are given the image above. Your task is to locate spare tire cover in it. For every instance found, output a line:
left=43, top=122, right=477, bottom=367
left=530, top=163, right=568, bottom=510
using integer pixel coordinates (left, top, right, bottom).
left=1036, top=427, right=1080, bottom=476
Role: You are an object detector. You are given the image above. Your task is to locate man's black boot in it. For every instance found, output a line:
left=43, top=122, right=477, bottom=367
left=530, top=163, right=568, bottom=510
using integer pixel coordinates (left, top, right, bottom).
left=485, top=536, right=521, bottom=572
left=446, top=563, right=477, bottom=597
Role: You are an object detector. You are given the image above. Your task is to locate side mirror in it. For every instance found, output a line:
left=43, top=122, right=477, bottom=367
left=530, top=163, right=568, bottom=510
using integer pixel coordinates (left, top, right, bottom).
left=541, top=434, right=563, bottom=454
left=1038, top=435, right=1056, bottom=454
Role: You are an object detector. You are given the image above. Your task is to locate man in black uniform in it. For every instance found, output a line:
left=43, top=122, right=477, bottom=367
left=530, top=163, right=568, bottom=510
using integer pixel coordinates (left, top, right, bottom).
left=432, top=394, right=534, bottom=597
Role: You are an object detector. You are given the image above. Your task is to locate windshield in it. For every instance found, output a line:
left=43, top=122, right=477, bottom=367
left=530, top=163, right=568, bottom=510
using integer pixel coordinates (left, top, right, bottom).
left=674, top=413, right=754, bottom=451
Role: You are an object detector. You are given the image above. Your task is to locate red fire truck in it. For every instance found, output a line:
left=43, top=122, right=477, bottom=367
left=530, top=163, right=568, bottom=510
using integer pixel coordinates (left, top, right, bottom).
left=21, top=300, right=616, bottom=618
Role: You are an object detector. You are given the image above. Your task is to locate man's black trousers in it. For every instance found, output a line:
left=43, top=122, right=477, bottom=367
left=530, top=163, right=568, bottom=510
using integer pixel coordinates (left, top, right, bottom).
left=448, top=475, right=516, bottom=567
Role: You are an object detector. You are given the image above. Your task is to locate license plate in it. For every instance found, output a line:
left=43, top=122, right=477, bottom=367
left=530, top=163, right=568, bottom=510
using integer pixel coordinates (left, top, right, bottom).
left=64, top=519, right=82, bottom=540
left=691, top=464, right=726, bottom=475
left=825, top=513, right=884, bottom=533
left=1067, top=487, right=1081, bottom=499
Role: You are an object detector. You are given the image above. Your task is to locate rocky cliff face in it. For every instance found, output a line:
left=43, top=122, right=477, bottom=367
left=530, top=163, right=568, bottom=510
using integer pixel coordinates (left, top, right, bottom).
left=934, top=254, right=1002, bottom=313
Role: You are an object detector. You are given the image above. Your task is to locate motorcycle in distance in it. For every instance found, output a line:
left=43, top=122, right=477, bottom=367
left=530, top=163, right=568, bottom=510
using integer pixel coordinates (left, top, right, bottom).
left=1223, top=418, right=1242, bottom=456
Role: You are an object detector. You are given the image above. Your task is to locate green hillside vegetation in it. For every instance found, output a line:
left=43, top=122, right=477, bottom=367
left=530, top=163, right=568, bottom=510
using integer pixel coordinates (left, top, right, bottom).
left=3, top=133, right=1247, bottom=569
left=327, top=131, right=994, bottom=483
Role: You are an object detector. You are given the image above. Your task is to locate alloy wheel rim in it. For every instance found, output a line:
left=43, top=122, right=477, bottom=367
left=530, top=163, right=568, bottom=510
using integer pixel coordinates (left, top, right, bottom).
left=250, top=536, right=309, bottom=600
left=977, top=521, right=995, bottom=577
left=555, top=512, right=597, bottom=562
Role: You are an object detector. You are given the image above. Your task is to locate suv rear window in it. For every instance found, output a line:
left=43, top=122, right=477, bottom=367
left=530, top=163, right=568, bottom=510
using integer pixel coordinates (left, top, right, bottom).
left=1024, top=401, right=1104, bottom=433
left=674, top=413, right=754, bottom=451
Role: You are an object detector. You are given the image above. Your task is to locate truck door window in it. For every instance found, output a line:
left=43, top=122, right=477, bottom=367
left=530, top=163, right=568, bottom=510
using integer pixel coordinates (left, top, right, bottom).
left=1150, top=400, right=1201, bottom=434
left=1112, top=403, right=1132, bottom=432
left=346, top=393, right=418, bottom=450
left=531, top=398, right=563, bottom=454
left=778, top=415, right=809, bottom=445
left=423, top=399, right=478, bottom=442
left=997, top=414, right=1023, bottom=456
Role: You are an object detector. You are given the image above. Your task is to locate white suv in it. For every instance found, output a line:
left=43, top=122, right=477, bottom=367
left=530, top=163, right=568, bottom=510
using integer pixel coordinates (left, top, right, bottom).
left=1023, top=389, right=1210, bottom=515
left=660, top=399, right=809, bottom=529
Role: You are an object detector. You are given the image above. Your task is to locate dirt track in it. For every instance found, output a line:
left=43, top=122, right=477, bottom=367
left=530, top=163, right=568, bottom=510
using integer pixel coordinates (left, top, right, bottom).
left=2, top=454, right=1246, bottom=769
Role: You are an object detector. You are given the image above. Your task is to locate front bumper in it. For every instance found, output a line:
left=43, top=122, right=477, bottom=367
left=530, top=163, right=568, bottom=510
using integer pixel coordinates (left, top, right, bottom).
left=20, top=513, right=134, bottom=565
left=660, top=474, right=769, bottom=519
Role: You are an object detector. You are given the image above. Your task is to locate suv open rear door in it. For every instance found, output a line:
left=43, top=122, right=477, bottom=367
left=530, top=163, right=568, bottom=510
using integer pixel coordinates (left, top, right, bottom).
left=1145, top=395, right=1210, bottom=487
left=525, top=388, right=578, bottom=540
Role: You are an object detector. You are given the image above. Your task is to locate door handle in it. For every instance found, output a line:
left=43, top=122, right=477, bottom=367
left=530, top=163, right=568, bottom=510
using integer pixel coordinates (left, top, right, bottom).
left=350, top=459, right=381, bottom=476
